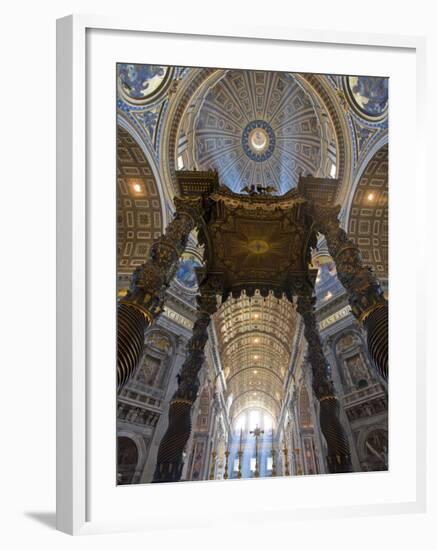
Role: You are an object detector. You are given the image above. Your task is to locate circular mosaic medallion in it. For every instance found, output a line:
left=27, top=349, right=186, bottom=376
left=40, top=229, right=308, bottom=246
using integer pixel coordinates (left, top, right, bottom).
left=344, top=76, right=388, bottom=121
left=242, top=120, right=276, bottom=162
left=117, top=64, right=174, bottom=105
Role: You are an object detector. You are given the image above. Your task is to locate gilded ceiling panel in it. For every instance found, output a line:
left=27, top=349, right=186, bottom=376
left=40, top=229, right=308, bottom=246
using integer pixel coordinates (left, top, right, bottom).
left=348, top=144, right=388, bottom=281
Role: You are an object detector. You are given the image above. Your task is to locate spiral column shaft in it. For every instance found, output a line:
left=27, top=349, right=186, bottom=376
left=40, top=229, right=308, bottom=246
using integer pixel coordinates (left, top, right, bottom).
left=297, top=296, right=352, bottom=473
left=153, top=276, right=221, bottom=482
left=117, top=303, right=148, bottom=389
left=117, top=197, right=204, bottom=390
left=313, top=205, right=388, bottom=381
left=153, top=311, right=211, bottom=482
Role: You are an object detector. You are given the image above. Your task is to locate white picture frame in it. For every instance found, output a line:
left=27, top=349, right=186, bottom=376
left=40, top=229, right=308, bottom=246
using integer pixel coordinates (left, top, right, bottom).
left=56, top=14, right=427, bottom=535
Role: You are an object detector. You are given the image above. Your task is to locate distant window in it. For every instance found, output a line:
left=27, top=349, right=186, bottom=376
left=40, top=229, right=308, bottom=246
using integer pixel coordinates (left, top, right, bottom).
left=263, top=413, right=273, bottom=431
left=250, top=410, right=260, bottom=429
left=250, top=457, right=257, bottom=472
left=267, top=456, right=273, bottom=471
left=330, top=163, right=336, bottom=178
left=235, top=413, right=246, bottom=432
left=177, top=155, right=184, bottom=170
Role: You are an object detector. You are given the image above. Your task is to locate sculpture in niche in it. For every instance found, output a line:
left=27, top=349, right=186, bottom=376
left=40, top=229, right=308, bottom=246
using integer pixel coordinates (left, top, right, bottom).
left=117, top=436, right=139, bottom=485
left=196, top=387, right=211, bottom=431
left=134, top=331, right=173, bottom=388
left=299, top=385, right=313, bottom=428
left=363, top=429, right=388, bottom=471
left=345, top=354, right=370, bottom=388
left=303, top=436, right=317, bottom=475
left=335, top=334, right=372, bottom=391
left=189, top=440, right=206, bottom=480
left=141, top=356, right=161, bottom=387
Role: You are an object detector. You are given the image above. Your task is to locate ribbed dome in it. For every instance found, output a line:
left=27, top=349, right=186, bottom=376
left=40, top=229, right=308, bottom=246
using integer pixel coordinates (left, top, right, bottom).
left=194, top=70, right=322, bottom=194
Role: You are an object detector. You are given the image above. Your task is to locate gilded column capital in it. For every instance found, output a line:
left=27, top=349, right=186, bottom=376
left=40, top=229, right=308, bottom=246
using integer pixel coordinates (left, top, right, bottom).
left=121, top=200, right=206, bottom=321
left=173, top=195, right=206, bottom=226
left=309, top=203, right=387, bottom=321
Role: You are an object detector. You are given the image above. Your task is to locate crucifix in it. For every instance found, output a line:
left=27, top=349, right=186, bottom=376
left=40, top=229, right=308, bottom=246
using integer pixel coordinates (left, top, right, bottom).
left=271, top=429, right=277, bottom=477
left=237, top=428, right=243, bottom=479
left=223, top=447, right=230, bottom=480
left=282, top=444, right=290, bottom=476
left=250, top=425, right=264, bottom=478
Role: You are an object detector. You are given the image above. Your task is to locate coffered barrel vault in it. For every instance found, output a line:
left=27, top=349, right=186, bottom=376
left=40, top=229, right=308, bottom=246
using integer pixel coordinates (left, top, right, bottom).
left=216, top=292, right=297, bottom=423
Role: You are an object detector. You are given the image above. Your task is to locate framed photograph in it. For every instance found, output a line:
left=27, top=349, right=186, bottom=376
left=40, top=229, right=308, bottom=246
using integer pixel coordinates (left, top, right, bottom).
left=56, top=15, right=427, bottom=535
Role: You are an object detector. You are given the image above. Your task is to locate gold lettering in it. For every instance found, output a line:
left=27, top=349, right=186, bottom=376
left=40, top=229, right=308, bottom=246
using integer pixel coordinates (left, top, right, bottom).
left=319, top=305, right=352, bottom=330
left=163, top=306, right=194, bottom=329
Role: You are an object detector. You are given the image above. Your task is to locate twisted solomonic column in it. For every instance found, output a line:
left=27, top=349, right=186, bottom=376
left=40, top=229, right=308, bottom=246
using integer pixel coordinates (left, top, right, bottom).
left=117, top=196, right=204, bottom=390
left=153, top=278, right=221, bottom=482
left=297, top=295, right=352, bottom=474
left=312, top=205, right=388, bottom=381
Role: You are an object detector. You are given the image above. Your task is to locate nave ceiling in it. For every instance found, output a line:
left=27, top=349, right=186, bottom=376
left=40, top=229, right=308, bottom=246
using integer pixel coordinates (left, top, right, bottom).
left=215, top=291, right=298, bottom=424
